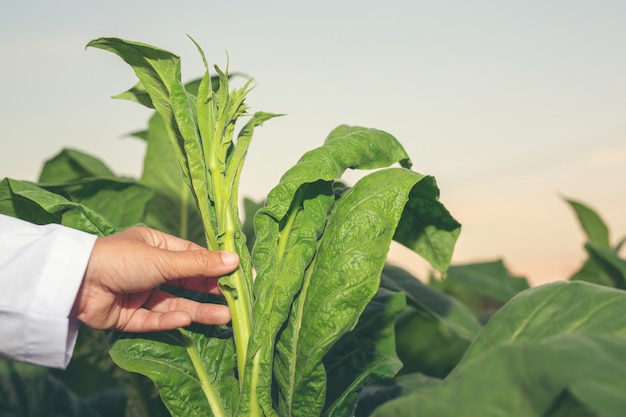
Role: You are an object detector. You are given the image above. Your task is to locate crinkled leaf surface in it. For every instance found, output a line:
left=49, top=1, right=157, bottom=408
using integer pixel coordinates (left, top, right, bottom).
left=274, top=168, right=449, bottom=417
left=322, top=288, right=406, bottom=417
left=109, top=329, right=238, bottom=417
left=249, top=125, right=413, bottom=414
left=260, top=124, right=411, bottom=221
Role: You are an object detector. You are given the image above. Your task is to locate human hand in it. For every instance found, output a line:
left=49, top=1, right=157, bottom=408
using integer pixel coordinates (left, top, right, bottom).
left=70, top=226, right=238, bottom=332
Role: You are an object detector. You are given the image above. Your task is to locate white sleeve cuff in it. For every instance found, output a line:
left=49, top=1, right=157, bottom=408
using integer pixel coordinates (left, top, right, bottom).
left=0, top=216, right=98, bottom=368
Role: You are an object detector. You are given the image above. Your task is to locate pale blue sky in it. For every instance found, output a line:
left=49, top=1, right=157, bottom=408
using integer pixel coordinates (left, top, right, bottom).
left=1, top=1, right=625, bottom=284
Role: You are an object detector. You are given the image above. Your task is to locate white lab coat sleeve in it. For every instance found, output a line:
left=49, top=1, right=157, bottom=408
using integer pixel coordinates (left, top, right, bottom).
left=0, top=214, right=98, bottom=368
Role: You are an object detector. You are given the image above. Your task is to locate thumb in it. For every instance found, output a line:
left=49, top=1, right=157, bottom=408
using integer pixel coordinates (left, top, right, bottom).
left=154, top=249, right=240, bottom=282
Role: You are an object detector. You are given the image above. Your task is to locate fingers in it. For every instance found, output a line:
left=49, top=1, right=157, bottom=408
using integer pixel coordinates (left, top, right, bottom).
left=120, top=290, right=232, bottom=332
left=119, top=226, right=206, bottom=251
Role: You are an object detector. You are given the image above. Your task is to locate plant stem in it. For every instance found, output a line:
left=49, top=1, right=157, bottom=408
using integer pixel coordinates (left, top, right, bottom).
left=180, top=184, right=189, bottom=240
left=180, top=329, right=226, bottom=417
left=219, top=208, right=252, bottom=385
left=209, top=142, right=253, bottom=388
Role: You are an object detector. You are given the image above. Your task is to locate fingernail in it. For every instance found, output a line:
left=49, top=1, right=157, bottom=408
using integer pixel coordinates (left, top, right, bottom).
left=221, top=252, right=239, bottom=267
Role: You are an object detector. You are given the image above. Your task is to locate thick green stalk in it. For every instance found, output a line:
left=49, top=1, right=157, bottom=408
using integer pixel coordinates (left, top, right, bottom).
left=179, top=184, right=189, bottom=240
left=209, top=143, right=253, bottom=389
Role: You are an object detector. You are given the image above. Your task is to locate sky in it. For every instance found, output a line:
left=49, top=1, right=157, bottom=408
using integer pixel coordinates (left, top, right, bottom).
left=1, top=0, right=625, bottom=286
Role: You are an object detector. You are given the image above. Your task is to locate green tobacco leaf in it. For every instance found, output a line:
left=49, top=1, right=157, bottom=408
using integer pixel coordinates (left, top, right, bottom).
left=274, top=168, right=441, bottom=417
left=36, top=147, right=152, bottom=230
left=381, top=265, right=481, bottom=377
left=322, top=288, right=406, bottom=417
left=583, top=243, right=626, bottom=289
left=441, top=259, right=530, bottom=304
left=373, top=282, right=626, bottom=416
left=566, top=198, right=611, bottom=248
left=109, top=329, right=238, bottom=417
left=250, top=125, right=414, bottom=414
left=140, top=113, right=204, bottom=244
left=113, top=81, right=154, bottom=108
left=38, top=148, right=116, bottom=183
left=569, top=253, right=617, bottom=288
left=250, top=181, right=335, bottom=416
left=0, top=178, right=117, bottom=235
left=0, top=178, right=59, bottom=225
left=372, top=333, right=626, bottom=417
left=241, top=197, right=264, bottom=251
left=458, top=280, right=626, bottom=366
left=262, top=125, right=412, bottom=221
left=394, top=308, right=472, bottom=378
left=88, top=37, right=192, bottom=188
left=52, top=328, right=169, bottom=417
left=392, top=178, right=461, bottom=274
left=355, top=372, right=441, bottom=417
left=42, top=178, right=152, bottom=230
left=381, top=264, right=481, bottom=341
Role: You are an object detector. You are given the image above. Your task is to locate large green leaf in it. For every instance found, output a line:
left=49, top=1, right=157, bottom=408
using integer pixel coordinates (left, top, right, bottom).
left=372, top=333, right=626, bottom=417
left=442, top=259, right=530, bottom=304
left=41, top=179, right=152, bottom=230
left=52, top=328, right=169, bottom=417
left=373, top=279, right=626, bottom=416
left=109, top=328, right=238, bottom=417
left=274, top=168, right=448, bottom=417
left=249, top=125, right=414, bottom=415
left=355, top=372, right=441, bottom=417
left=392, top=178, right=461, bottom=274
left=139, top=113, right=204, bottom=244
left=87, top=37, right=192, bottom=190
left=38, top=148, right=117, bottom=183
left=380, top=265, right=481, bottom=377
left=322, top=288, right=406, bottom=417
left=430, top=259, right=530, bottom=321
left=0, top=178, right=117, bottom=235
left=260, top=124, right=412, bottom=221
left=381, top=264, right=481, bottom=341
left=459, top=281, right=626, bottom=365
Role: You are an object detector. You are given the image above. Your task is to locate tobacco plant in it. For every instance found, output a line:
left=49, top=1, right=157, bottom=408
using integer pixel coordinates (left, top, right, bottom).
left=3, top=36, right=623, bottom=417
left=83, top=37, right=461, bottom=417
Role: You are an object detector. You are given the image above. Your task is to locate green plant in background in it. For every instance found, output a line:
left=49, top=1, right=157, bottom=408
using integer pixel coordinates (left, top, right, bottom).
left=566, top=198, right=626, bottom=289
left=1, top=36, right=625, bottom=417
